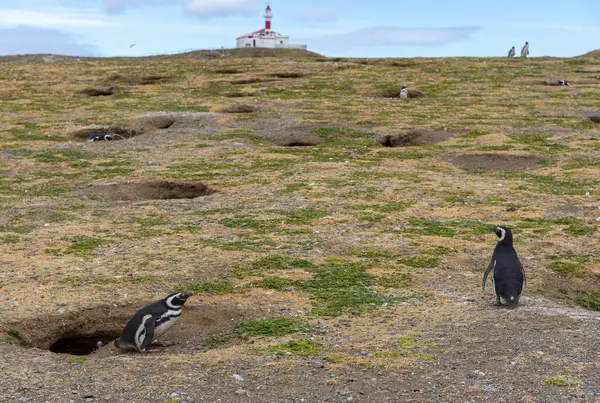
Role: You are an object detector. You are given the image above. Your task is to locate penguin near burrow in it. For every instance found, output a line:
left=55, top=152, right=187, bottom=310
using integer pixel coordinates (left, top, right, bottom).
left=508, top=46, right=516, bottom=57
left=400, top=85, right=409, bottom=99
left=482, top=226, right=526, bottom=307
left=114, top=292, right=191, bottom=353
left=558, top=79, right=571, bottom=86
left=87, top=133, right=113, bottom=142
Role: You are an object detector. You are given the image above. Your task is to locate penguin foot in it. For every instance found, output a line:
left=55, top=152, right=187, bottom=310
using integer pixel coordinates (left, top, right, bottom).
left=152, top=340, right=175, bottom=347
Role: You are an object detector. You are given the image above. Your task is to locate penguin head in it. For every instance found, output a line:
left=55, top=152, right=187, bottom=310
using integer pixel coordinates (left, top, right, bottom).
left=401, top=85, right=407, bottom=89
left=165, top=292, right=191, bottom=308
left=491, top=226, right=513, bottom=244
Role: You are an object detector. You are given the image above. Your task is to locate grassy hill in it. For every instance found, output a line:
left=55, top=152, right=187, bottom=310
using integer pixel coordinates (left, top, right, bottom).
left=0, top=47, right=321, bottom=64
left=0, top=55, right=599, bottom=402
left=579, top=49, right=600, bottom=58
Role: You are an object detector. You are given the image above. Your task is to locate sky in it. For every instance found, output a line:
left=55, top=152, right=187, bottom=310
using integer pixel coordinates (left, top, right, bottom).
left=0, top=0, right=599, bottom=58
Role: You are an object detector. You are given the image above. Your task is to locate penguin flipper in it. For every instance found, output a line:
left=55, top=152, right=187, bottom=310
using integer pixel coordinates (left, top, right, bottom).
left=140, top=317, right=156, bottom=352
left=482, top=254, right=495, bottom=291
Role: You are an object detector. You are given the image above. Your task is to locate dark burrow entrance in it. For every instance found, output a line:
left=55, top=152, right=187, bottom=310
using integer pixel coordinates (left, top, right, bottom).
left=49, top=332, right=121, bottom=355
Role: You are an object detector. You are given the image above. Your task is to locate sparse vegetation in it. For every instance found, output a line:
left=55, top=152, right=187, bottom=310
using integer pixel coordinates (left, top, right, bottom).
left=258, top=340, right=323, bottom=357
left=237, top=317, right=310, bottom=336
left=1, top=52, right=599, bottom=401
left=177, top=280, right=234, bottom=294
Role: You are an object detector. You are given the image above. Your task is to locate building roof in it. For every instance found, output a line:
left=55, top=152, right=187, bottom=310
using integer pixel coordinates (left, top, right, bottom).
left=237, top=29, right=288, bottom=39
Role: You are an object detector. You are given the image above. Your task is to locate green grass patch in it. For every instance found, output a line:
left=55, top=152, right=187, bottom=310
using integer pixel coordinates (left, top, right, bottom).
left=237, top=317, right=310, bottom=336
left=576, top=290, right=600, bottom=311
left=0, top=329, right=26, bottom=345
left=32, top=149, right=94, bottom=163
left=0, top=234, right=20, bottom=244
left=281, top=209, right=329, bottom=225
left=46, top=213, right=77, bottom=223
left=47, top=237, right=104, bottom=259
left=231, top=254, right=314, bottom=278
left=251, top=276, right=296, bottom=290
left=298, top=260, right=388, bottom=317
left=544, top=377, right=584, bottom=387
left=219, top=217, right=278, bottom=231
left=258, top=340, right=323, bottom=357
left=378, top=272, right=412, bottom=288
left=130, top=215, right=168, bottom=227
left=67, top=356, right=89, bottom=364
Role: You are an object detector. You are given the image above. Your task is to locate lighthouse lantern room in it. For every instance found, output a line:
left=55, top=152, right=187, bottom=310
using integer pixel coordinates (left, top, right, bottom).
left=236, top=4, right=306, bottom=50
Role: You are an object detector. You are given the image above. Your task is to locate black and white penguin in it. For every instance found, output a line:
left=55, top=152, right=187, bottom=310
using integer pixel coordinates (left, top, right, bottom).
left=482, top=226, right=526, bottom=307
left=114, top=292, right=190, bottom=352
left=520, top=42, right=529, bottom=58
left=88, top=133, right=113, bottom=142
left=558, top=79, right=571, bottom=86
left=400, top=85, right=409, bottom=99
left=508, top=46, right=516, bottom=57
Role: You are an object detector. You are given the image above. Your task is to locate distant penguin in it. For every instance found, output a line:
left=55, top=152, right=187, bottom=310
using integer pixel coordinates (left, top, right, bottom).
left=520, top=42, right=529, bottom=58
left=558, top=79, right=571, bottom=86
left=482, top=226, right=526, bottom=307
left=400, top=85, right=409, bottom=99
left=508, top=46, right=515, bottom=57
left=88, top=133, right=113, bottom=142
left=114, top=292, right=190, bottom=352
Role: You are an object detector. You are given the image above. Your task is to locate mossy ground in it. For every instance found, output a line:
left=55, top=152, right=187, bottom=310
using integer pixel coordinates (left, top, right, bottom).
left=0, top=54, right=599, bottom=402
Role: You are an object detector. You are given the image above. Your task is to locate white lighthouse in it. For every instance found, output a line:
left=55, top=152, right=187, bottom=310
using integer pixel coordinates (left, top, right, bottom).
left=236, top=4, right=306, bottom=50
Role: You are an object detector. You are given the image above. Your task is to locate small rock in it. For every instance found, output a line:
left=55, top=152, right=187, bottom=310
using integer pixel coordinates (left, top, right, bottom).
left=235, top=389, right=248, bottom=396
left=233, top=374, right=244, bottom=381
left=472, top=370, right=485, bottom=377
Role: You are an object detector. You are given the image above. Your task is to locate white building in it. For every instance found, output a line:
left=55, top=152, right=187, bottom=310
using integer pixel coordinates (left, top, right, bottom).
left=236, top=5, right=306, bottom=50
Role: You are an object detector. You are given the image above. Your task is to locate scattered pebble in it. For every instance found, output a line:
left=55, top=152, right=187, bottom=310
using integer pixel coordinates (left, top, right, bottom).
left=233, top=374, right=244, bottom=381
left=235, top=388, right=248, bottom=396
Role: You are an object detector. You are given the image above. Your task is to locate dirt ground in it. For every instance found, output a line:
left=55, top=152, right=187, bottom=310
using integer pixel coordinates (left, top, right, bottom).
left=0, top=54, right=599, bottom=403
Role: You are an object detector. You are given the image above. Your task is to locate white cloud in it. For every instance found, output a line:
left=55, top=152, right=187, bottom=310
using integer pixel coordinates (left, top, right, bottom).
left=306, top=26, right=479, bottom=53
left=0, top=26, right=99, bottom=56
left=296, top=7, right=341, bottom=23
left=0, top=8, right=118, bottom=28
left=186, top=0, right=259, bottom=19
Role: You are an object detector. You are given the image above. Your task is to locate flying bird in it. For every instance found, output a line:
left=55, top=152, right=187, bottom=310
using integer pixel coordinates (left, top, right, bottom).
left=130, top=44, right=136, bottom=48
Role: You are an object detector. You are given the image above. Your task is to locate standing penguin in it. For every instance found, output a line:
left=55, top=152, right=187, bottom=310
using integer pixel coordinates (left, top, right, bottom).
left=400, top=85, right=409, bottom=99
left=520, top=42, right=530, bottom=58
left=508, top=46, right=516, bottom=57
left=482, top=226, right=526, bottom=307
left=114, top=292, right=190, bottom=352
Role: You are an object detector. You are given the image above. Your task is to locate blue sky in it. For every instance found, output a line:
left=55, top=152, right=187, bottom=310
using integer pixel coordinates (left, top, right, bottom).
left=0, top=0, right=599, bottom=57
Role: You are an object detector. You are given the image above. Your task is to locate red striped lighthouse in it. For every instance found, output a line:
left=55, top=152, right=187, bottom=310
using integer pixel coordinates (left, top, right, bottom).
left=264, top=4, right=272, bottom=31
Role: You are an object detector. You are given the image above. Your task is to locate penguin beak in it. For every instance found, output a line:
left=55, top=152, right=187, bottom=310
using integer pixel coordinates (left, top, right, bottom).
left=489, top=227, right=498, bottom=232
